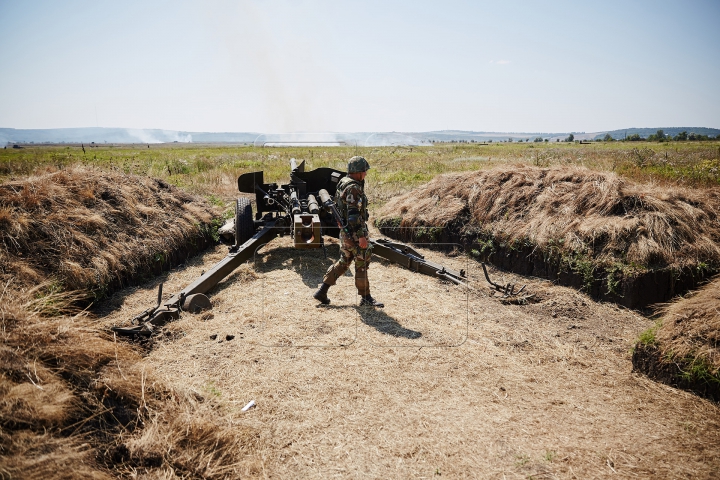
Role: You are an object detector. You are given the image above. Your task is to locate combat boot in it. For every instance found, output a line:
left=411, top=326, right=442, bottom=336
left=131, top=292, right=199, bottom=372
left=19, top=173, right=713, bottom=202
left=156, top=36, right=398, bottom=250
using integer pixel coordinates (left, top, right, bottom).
left=313, top=283, right=331, bottom=305
left=360, top=295, right=384, bottom=308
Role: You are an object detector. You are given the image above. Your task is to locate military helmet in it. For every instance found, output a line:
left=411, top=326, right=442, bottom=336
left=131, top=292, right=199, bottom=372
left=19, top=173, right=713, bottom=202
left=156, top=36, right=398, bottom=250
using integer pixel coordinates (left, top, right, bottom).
left=347, top=156, right=370, bottom=173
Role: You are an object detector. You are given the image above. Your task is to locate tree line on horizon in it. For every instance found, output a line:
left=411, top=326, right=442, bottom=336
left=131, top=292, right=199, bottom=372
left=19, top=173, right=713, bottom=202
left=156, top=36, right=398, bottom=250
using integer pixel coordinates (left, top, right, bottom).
left=608, top=130, right=718, bottom=142
left=429, top=130, right=719, bottom=144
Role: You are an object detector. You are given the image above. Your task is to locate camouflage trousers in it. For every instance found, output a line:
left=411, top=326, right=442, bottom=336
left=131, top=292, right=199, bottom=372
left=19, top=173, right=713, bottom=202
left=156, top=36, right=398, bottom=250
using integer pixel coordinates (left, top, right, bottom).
left=322, top=233, right=373, bottom=296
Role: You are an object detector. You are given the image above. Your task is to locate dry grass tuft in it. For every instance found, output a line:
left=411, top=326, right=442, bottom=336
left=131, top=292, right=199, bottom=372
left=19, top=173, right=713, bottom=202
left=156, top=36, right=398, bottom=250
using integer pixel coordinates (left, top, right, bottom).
left=655, top=276, right=720, bottom=374
left=0, top=430, right=113, bottom=480
left=377, top=165, right=720, bottom=270
left=0, top=166, right=218, bottom=299
left=121, top=393, right=264, bottom=478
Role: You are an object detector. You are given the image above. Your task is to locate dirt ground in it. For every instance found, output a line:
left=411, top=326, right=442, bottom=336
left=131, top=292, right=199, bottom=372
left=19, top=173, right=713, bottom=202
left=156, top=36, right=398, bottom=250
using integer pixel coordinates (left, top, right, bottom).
left=98, top=233, right=720, bottom=479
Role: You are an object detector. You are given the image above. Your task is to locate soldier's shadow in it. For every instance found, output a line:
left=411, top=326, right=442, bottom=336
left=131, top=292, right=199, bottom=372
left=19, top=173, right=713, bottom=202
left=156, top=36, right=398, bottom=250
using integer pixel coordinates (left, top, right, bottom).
left=252, top=244, right=338, bottom=289
left=354, top=307, right=422, bottom=340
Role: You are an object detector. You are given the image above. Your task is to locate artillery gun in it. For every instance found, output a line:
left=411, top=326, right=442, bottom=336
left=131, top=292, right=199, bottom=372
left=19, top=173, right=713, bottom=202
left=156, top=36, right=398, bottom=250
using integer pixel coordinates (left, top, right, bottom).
left=112, top=159, right=469, bottom=337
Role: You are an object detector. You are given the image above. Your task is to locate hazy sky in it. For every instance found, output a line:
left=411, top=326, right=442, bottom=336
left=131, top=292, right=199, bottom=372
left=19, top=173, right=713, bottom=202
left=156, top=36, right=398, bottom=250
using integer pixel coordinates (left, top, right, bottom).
left=1, top=0, right=718, bottom=133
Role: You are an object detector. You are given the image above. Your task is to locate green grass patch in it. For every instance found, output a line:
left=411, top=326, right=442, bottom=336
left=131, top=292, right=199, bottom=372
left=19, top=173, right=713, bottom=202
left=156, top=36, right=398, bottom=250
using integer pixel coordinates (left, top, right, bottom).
left=637, top=320, right=662, bottom=346
left=4, top=142, right=719, bottom=205
left=679, top=357, right=720, bottom=386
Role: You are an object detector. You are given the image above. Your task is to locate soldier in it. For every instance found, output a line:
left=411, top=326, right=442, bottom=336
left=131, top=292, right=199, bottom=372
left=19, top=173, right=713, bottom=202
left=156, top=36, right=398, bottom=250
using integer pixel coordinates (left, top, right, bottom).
left=314, top=156, right=384, bottom=307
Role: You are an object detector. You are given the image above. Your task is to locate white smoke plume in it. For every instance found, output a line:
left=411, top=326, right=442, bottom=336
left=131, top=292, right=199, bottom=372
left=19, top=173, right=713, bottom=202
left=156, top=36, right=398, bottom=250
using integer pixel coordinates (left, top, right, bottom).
left=254, top=132, right=428, bottom=147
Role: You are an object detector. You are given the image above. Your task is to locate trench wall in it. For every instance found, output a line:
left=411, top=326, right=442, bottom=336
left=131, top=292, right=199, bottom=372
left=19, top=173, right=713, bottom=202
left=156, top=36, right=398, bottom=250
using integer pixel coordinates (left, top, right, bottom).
left=632, top=344, right=720, bottom=402
left=376, top=224, right=717, bottom=310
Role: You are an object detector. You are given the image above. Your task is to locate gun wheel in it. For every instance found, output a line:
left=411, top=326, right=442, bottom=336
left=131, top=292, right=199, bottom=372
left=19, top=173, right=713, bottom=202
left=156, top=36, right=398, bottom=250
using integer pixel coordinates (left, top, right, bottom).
left=182, top=293, right=212, bottom=313
left=235, top=197, right=254, bottom=246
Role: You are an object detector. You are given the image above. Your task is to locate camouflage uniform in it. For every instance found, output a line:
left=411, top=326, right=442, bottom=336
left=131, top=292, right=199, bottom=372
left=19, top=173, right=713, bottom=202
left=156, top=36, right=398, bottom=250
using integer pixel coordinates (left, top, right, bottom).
left=322, top=175, right=372, bottom=295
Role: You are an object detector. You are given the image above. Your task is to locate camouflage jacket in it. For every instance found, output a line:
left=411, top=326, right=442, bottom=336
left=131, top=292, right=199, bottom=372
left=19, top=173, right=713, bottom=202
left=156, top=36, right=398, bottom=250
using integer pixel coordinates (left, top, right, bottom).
left=335, top=176, right=369, bottom=241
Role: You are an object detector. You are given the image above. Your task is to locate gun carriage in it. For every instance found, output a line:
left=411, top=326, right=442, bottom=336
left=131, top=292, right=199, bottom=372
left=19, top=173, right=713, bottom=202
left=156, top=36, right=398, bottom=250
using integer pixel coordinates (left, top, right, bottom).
left=112, top=159, right=473, bottom=337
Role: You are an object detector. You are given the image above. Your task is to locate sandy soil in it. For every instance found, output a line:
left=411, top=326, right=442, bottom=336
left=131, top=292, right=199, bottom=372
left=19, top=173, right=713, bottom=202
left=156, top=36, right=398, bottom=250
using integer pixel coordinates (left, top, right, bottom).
left=98, top=235, right=720, bottom=479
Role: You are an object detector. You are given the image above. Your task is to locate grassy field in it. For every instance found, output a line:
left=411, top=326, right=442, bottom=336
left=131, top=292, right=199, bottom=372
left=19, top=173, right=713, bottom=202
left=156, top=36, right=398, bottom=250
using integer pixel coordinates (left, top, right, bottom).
left=3, top=141, right=719, bottom=212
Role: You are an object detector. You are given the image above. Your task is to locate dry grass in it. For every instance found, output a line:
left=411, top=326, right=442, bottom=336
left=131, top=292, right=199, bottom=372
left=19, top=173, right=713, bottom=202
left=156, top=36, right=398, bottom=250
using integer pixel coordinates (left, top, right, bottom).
left=97, top=235, right=720, bottom=478
left=376, top=165, right=720, bottom=271
left=1, top=284, right=123, bottom=479
left=0, top=167, right=266, bottom=478
left=120, top=395, right=265, bottom=478
left=0, top=285, right=107, bottom=479
left=0, top=166, right=218, bottom=299
left=2, top=143, right=718, bottom=214
left=655, top=276, right=720, bottom=375
left=0, top=284, right=264, bottom=478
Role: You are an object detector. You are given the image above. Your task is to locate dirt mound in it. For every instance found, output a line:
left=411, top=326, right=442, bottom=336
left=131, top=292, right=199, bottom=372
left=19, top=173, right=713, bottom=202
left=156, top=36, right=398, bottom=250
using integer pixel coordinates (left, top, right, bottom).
left=375, top=165, right=720, bottom=308
left=633, top=276, right=720, bottom=401
left=0, top=167, right=218, bottom=300
left=0, top=168, right=264, bottom=478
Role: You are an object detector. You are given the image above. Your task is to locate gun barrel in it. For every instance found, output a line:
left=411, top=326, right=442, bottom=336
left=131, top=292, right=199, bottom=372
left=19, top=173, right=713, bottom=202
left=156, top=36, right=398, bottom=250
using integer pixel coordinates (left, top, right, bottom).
left=307, top=194, right=319, bottom=214
left=318, top=188, right=332, bottom=206
left=318, top=189, right=351, bottom=235
left=289, top=191, right=301, bottom=215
